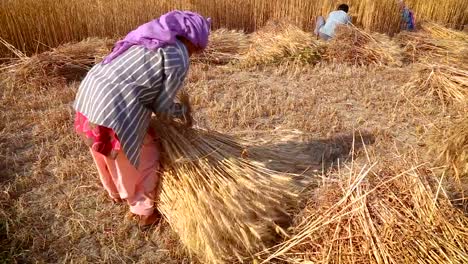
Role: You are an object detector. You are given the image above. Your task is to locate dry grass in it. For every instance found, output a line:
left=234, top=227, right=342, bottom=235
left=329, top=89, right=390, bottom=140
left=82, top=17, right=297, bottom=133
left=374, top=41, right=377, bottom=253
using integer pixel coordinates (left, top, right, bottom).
left=1, top=0, right=468, bottom=56
left=265, top=158, right=468, bottom=263
left=325, top=26, right=403, bottom=66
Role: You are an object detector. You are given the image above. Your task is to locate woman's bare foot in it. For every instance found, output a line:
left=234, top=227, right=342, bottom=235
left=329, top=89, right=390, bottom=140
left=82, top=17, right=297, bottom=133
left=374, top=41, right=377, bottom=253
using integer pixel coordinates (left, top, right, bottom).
left=138, top=210, right=162, bottom=228
left=112, top=197, right=123, bottom=204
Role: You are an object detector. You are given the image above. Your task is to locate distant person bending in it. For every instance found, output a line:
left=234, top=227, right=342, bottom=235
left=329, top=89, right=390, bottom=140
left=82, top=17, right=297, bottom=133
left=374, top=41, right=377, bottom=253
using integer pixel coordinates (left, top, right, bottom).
left=73, top=11, right=211, bottom=227
left=314, top=4, right=352, bottom=41
left=398, top=0, right=415, bottom=31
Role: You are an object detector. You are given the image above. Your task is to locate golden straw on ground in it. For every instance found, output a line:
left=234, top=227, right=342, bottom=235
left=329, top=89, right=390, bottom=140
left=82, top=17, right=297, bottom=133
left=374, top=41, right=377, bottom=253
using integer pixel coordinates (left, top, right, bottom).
left=408, top=62, right=468, bottom=105
left=421, top=22, right=468, bottom=41
left=398, top=24, right=468, bottom=64
left=265, top=160, right=468, bottom=263
left=427, top=115, right=468, bottom=185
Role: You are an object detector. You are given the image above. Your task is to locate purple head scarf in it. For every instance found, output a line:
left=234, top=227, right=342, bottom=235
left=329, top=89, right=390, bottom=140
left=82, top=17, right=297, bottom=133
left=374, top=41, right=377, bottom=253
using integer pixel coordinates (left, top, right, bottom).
left=103, top=10, right=211, bottom=64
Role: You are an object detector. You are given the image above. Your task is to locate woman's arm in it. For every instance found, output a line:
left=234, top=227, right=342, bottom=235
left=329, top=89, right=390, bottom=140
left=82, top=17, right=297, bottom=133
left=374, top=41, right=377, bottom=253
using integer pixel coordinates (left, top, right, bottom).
left=150, top=65, right=188, bottom=119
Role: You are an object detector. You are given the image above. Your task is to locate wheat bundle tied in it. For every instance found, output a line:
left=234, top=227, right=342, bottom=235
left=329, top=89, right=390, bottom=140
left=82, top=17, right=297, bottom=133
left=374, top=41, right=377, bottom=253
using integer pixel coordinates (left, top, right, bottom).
left=151, top=119, right=310, bottom=263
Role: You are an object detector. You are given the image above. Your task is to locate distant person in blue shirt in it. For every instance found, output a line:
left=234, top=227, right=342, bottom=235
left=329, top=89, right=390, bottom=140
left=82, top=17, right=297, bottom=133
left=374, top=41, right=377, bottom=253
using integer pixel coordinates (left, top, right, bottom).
left=314, top=4, right=352, bottom=41
left=398, top=0, right=415, bottom=31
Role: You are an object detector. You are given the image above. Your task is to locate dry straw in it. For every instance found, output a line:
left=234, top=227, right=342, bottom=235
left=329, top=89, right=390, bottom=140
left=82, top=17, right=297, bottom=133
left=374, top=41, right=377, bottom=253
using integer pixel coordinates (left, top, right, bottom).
left=152, top=120, right=311, bottom=264
left=239, top=21, right=322, bottom=68
left=324, top=25, right=402, bottom=66
left=408, top=62, right=468, bottom=106
left=421, top=22, right=468, bottom=41
left=399, top=23, right=468, bottom=105
left=398, top=22, right=468, bottom=64
left=427, top=115, right=468, bottom=185
left=265, top=160, right=468, bottom=263
left=192, top=28, right=250, bottom=65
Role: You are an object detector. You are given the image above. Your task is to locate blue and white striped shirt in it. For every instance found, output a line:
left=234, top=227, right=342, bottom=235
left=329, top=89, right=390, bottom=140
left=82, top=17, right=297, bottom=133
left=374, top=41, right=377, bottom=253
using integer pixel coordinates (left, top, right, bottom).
left=73, top=40, right=189, bottom=167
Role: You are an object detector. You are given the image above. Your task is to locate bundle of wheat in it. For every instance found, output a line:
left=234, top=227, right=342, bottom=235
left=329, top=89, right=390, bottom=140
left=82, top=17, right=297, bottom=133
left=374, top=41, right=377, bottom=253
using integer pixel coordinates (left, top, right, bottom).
left=0, top=38, right=113, bottom=88
left=421, top=22, right=468, bottom=41
left=151, top=120, right=312, bottom=264
left=192, top=28, right=250, bottom=65
left=398, top=29, right=468, bottom=64
left=239, top=21, right=322, bottom=68
left=324, top=26, right=403, bottom=66
left=408, top=62, right=468, bottom=105
left=265, top=160, right=468, bottom=263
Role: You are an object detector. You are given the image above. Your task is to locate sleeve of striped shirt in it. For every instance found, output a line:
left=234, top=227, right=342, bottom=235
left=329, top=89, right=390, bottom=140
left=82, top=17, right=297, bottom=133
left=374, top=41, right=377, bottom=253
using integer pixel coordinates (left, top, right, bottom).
left=151, top=63, right=188, bottom=118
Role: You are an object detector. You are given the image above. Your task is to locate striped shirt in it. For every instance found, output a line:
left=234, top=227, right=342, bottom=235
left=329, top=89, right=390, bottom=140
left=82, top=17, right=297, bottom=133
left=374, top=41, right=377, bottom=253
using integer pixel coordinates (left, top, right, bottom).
left=73, top=40, right=189, bottom=167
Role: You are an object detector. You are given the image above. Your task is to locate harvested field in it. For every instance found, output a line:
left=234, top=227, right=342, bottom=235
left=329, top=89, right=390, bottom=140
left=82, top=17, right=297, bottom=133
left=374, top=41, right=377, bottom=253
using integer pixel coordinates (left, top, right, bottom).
left=1, top=22, right=468, bottom=263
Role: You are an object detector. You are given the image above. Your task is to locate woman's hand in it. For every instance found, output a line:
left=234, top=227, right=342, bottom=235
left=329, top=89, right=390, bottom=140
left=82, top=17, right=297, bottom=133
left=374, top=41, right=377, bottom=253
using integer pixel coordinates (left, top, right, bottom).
left=179, top=92, right=193, bottom=127
left=182, top=109, right=193, bottom=127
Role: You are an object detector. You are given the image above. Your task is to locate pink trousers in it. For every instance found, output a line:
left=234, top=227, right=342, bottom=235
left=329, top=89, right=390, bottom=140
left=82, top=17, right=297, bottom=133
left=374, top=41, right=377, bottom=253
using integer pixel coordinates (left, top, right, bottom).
left=90, top=133, right=161, bottom=216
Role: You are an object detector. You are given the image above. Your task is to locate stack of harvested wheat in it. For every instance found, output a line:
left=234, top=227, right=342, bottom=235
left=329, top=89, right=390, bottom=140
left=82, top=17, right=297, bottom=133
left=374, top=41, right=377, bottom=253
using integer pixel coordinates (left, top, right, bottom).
left=421, top=22, right=468, bottom=41
left=0, top=37, right=113, bottom=87
left=265, top=160, right=468, bottom=263
left=192, top=28, right=250, bottom=65
left=401, top=23, right=468, bottom=105
left=398, top=22, right=468, bottom=64
left=324, top=25, right=403, bottom=66
left=407, top=62, right=468, bottom=105
left=152, top=120, right=311, bottom=264
left=239, top=21, right=322, bottom=68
